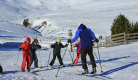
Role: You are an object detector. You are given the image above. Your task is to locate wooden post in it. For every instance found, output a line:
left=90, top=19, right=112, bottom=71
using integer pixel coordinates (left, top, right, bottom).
left=124, top=33, right=126, bottom=44
left=105, top=37, right=107, bottom=48
left=69, top=30, right=73, bottom=52
left=36, top=33, right=38, bottom=39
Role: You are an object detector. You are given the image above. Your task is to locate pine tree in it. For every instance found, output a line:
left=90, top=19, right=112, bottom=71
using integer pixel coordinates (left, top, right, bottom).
left=134, top=22, right=138, bottom=33
left=111, top=14, right=131, bottom=35
left=23, top=18, right=30, bottom=27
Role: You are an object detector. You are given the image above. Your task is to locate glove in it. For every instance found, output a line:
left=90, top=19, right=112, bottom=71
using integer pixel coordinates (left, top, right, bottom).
left=38, top=45, right=41, bottom=49
left=50, top=44, right=54, bottom=48
left=96, top=39, right=99, bottom=42
left=73, top=44, right=76, bottom=47
left=19, top=48, right=22, bottom=51
left=67, top=39, right=71, bottom=43
left=66, top=44, right=68, bottom=47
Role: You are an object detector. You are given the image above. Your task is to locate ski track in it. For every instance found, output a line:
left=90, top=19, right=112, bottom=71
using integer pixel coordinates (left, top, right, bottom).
left=0, top=43, right=138, bottom=80
left=1, top=0, right=138, bottom=80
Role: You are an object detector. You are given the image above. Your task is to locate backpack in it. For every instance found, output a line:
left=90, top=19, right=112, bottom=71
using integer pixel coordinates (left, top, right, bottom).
left=0, top=65, right=3, bottom=73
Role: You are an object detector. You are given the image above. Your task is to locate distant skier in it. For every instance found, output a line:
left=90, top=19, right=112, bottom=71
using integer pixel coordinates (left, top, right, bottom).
left=30, top=39, right=41, bottom=68
left=19, top=37, right=32, bottom=72
left=0, top=65, right=3, bottom=74
left=68, top=23, right=99, bottom=74
left=49, top=37, right=68, bottom=67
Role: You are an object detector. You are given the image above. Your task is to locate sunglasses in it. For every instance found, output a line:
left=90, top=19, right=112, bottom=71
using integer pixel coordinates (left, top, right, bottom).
left=35, top=42, right=38, bottom=43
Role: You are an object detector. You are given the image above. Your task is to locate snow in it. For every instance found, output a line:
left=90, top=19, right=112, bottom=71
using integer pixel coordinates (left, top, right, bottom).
left=0, top=0, right=138, bottom=80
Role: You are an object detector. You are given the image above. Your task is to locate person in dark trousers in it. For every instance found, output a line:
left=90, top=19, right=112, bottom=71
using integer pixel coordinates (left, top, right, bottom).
left=49, top=37, right=68, bottom=67
left=30, top=39, right=41, bottom=68
left=0, top=65, right=3, bottom=74
left=68, top=23, right=99, bottom=75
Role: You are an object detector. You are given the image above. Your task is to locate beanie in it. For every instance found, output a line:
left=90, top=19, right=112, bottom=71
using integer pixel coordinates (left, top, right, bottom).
left=57, top=37, right=61, bottom=42
left=26, top=37, right=31, bottom=42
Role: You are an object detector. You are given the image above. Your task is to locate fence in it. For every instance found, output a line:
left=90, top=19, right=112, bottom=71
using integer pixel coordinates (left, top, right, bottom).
left=70, top=33, right=138, bottom=52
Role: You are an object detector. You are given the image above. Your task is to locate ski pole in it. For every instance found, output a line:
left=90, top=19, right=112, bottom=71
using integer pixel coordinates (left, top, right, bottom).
left=13, top=51, right=20, bottom=74
left=55, top=45, right=68, bottom=77
left=46, top=47, right=52, bottom=69
left=39, top=49, right=42, bottom=68
left=72, top=51, right=75, bottom=62
left=67, top=46, right=74, bottom=67
left=96, top=42, right=103, bottom=73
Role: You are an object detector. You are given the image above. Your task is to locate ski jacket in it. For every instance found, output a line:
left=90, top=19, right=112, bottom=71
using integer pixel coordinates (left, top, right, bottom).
left=74, top=42, right=81, bottom=53
left=71, top=24, right=98, bottom=47
left=51, top=42, right=67, bottom=54
left=30, top=42, right=41, bottom=54
left=19, top=41, right=32, bottom=54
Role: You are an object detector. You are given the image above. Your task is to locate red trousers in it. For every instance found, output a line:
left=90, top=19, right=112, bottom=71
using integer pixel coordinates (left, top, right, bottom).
left=21, top=53, right=31, bottom=70
left=73, top=52, right=81, bottom=65
left=73, top=52, right=87, bottom=65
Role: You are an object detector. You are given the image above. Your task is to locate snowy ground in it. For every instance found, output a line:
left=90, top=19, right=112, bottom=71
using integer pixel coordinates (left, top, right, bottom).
left=0, top=42, right=138, bottom=80
left=0, top=0, right=138, bottom=80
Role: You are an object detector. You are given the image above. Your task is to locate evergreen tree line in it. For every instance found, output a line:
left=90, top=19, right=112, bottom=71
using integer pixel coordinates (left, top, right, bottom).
left=111, top=14, right=138, bottom=35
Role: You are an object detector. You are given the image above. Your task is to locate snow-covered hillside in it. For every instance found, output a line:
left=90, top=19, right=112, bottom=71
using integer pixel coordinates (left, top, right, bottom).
left=0, top=0, right=138, bottom=80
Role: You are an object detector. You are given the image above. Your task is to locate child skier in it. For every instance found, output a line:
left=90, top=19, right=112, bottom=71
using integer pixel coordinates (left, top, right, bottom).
left=19, top=37, right=32, bottom=72
left=49, top=37, right=68, bottom=67
left=73, top=42, right=87, bottom=66
left=73, top=41, right=81, bottom=66
left=30, top=39, right=41, bottom=68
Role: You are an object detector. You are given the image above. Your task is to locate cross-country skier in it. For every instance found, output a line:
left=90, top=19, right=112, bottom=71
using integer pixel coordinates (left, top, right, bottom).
left=30, top=39, right=41, bottom=68
left=73, top=41, right=82, bottom=66
left=73, top=42, right=87, bottom=66
left=19, top=37, right=32, bottom=72
left=49, top=37, right=68, bottom=67
left=68, top=23, right=99, bottom=75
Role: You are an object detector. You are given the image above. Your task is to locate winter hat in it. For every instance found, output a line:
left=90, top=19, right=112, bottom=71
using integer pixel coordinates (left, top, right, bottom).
left=78, top=22, right=82, bottom=26
left=57, top=37, right=61, bottom=42
left=26, top=37, right=31, bottom=42
left=34, top=39, right=38, bottom=43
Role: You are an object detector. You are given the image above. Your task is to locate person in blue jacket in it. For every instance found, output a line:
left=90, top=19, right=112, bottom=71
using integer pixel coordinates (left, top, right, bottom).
left=68, top=23, right=99, bottom=75
left=30, top=39, right=41, bottom=68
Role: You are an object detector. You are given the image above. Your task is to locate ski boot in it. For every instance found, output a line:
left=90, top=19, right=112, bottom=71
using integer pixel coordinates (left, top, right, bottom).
left=60, top=64, right=66, bottom=67
left=27, top=68, right=30, bottom=72
left=90, top=68, right=97, bottom=74
left=22, top=70, right=25, bottom=72
left=82, top=68, right=89, bottom=75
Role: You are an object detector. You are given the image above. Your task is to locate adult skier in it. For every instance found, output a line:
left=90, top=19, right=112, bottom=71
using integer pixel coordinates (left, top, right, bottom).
left=68, top=23, right=99, bottom=75
left=49, top=37, right=68, bottom=67
left=30, top=39, right=41, bottom=68
left=19, top=37, right=32, bottom=72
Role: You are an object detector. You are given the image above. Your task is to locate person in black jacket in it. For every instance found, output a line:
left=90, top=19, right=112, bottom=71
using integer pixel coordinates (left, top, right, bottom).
left=49, top=37, right=68, bottom=67
left=30, top=39, right=41, bottom=68
left=0, top=65, right=3, bottom=73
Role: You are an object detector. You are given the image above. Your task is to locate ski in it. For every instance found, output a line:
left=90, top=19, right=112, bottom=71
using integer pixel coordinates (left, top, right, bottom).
left=13, top=70, right=38, bottom=75
left=0, top=73, right=7, bottom=75
left=31, top=67, right=41, bottom=72
left=27, top=71, right=38, bottom=75
left=63, top=71, right=99, bottom=78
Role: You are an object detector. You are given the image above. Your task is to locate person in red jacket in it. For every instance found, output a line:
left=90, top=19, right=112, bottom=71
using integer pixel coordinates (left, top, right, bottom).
left=19, top=37, right=32, bottom=72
